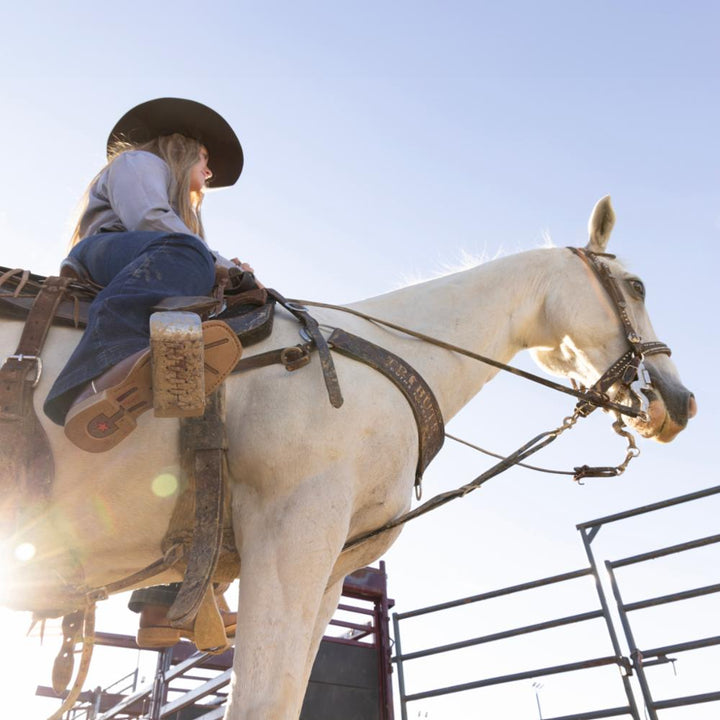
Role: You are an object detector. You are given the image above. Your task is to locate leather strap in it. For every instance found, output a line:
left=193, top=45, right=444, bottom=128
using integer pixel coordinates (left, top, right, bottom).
left=268, top=288, right=344, bottom=408
left=0, top=276, right=71, bottom=505
left=1, top=276, right=71, bottom=416
left=193, top=585, right=230, bottom=654
left=167, top=389, right=227, bottom=627
left=231, top=342, right=313, bottom=374
left=52, top=610, right=84, bottom=693
left=569, top=248, right=671, bottom=359
left=328, top=328, right=445, bottom=484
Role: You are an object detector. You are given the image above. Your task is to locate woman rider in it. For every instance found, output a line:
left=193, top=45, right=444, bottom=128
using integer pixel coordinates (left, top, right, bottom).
left=44, top=97, right=249, bottom=453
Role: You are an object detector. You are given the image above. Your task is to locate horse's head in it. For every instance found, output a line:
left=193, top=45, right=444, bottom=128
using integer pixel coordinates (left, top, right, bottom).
left=531, top=196, right=696, bottom=442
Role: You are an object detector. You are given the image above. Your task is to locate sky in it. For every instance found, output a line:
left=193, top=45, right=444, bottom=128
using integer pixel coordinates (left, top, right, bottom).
left=0, top=1, right=718, bottom=718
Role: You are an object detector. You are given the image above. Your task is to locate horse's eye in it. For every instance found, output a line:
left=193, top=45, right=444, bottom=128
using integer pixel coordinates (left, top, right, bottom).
left=628, top=279, right=646, bottom=300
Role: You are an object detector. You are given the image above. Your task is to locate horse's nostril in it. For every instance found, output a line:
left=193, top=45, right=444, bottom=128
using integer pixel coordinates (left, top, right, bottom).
left=688, top=393, right=698, bottom=419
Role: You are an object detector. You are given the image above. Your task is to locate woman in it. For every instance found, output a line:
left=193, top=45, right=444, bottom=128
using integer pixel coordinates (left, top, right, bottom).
left=44, top=97, right=249, bottom=453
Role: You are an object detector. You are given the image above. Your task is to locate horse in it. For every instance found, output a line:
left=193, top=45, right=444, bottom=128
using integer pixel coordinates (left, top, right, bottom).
left=0, top=197, right=695, bottom=719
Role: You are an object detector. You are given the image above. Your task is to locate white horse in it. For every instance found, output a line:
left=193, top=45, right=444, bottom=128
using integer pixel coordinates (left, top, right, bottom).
left=1, top=197, right=695, bottom=719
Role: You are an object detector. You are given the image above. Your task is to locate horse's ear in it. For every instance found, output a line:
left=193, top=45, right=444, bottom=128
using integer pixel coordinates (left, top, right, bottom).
left=586, top=195, right=616, bottom=253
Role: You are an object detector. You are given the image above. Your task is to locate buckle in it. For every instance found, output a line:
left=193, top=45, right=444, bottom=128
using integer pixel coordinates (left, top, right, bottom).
left=6, top=354, right=43, bottom=387
left=280, top=345, right=311, bottom=371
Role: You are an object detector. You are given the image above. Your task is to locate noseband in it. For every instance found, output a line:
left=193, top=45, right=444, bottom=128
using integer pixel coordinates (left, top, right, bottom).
left=568, top=247, right=672, bottom=419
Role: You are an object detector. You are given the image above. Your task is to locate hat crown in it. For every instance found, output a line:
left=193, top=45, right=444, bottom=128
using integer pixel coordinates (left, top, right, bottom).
left=108, top=98, right=243, bottom=188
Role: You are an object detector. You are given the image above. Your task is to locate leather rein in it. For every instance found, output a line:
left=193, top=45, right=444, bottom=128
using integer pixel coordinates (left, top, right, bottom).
left=293, top=247, right=671, bottom=423
left=332, top=247, right=675, bottom=549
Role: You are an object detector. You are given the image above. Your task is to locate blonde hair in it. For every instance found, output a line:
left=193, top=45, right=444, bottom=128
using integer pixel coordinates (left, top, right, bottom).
left=70, top=133, right=206, bottom=246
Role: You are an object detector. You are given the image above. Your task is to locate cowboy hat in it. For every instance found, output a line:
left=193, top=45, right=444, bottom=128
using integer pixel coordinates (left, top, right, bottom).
left=108, top=97, right=243, bottom=188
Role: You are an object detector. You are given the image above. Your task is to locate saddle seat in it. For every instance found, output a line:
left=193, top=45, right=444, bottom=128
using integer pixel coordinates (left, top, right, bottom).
left=0, top=263, right=276, bottom=346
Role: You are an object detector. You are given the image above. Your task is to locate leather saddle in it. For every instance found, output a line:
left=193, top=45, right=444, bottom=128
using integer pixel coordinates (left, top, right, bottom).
left=0, top=259, right=277, bottom=657
left=0, top=262, right=276, bottom=345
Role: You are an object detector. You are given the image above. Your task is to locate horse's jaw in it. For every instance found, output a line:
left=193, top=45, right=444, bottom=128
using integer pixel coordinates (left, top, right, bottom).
left=613, top=365, right=697, bottom=444
left=531, top=347, right=696, bottom=443
left=621, top=391, right=697, bottom=444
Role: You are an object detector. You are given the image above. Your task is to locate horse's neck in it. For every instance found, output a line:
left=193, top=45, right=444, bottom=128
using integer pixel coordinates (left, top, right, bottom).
left=352, top=249, right=558, bottom=420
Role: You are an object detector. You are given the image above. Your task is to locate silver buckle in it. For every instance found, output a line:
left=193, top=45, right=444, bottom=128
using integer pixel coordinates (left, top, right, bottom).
left=6, top=354, right=43, bottom=387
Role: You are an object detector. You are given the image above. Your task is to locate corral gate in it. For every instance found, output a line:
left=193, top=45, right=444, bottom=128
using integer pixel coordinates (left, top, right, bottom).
left=393, top=484, right=720, bottom=719
left=41, top=565, right=394, bottom=720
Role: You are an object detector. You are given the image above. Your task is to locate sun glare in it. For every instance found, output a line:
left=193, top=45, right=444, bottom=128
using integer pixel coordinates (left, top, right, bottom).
left=14, top=542, right=36, bottom=563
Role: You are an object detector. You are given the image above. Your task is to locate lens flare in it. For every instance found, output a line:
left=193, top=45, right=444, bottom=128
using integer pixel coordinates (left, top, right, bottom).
left=14, top=543, right=36, bottom=563
left=152, top=473, right=178, bottom=498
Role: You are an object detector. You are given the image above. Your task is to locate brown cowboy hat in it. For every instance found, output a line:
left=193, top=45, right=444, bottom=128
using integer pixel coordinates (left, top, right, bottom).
left=107, top=97, right=243, bottom=188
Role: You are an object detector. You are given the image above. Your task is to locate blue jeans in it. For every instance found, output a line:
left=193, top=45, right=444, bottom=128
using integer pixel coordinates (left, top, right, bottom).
left=44, top=231, right=216, bottom=425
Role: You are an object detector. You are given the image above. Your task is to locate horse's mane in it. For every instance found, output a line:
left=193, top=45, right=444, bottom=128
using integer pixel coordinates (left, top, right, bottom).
left=394, top=233, right=556, bottom=290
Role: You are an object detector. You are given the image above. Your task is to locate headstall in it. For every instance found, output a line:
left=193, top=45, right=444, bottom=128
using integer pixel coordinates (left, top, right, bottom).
left=567, top=247, right=671, bottom=420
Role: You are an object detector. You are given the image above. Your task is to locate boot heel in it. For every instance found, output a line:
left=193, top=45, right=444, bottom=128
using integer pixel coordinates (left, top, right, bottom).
left=136, top=626, right=184, bottom=649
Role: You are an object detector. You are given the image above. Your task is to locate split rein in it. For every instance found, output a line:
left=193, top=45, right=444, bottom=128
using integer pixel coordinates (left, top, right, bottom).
left=289, top=247, right=672, bottom=550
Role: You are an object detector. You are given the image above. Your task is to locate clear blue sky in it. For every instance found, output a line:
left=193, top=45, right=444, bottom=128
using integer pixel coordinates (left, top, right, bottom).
left=1, top=2, right=718, bottom=717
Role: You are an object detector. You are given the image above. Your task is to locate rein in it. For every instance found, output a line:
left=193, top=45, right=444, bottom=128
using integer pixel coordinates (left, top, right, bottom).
left=290, top=247, right=671, bottom=422
left=291, top=302, right=642, bottom=416
left=27, top=247, right=673, bottom=643
left=290, top=247, right=674, bottom=550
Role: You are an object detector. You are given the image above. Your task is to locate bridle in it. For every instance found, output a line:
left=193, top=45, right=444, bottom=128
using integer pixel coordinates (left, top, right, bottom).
left=291, top=247, right=672, bottom=424
left=334, top=246, right=679, bottom=548
left=567, top=247, right=672, bottom=420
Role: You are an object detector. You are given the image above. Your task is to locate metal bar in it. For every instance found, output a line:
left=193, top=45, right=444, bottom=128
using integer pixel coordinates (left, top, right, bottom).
left=641, top=635, right=720, bottom=658
left=603, top=562, right=659, bottom=720
left=149, top=648, right=173, bottom=720
left=608, top=533, right=720, bottom=569
left=399, top=609, right=605, bottom=662
left=395, top=568, right=593, bottom=620
left=622, top=582, right=720, bottom=612
left=376, top=562, right=395, bottom=720
left=94, top=685, right=152, bottom=720
left=392, top=612, right=409, bottom=720
left=196, top=707, right=226, bottom=720
left=577, top=484, right=720, bottom=530
left=579, top=528, right=642, bottom=720
left=651, top=691, right=720, bottom=709
left=405, top=656, right=623, bottom=702
left=328, top=618, right=374, bottom=633
left=336, top=602, right=376, bottom=616
left=159, top=669, right=231, bottom=717
left=96, top=650, right=211, bottom=719
left=542, top=708, right=634, bottom=720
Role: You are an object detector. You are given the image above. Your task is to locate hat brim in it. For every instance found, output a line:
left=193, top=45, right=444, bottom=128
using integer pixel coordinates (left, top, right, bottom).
left=108, top=97, right=243, bottom=188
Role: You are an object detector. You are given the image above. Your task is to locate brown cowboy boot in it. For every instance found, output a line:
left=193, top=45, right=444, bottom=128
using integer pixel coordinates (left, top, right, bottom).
left=64, top=320, right=241, bottom=453
left=136, top=603, right=238, bottom=649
